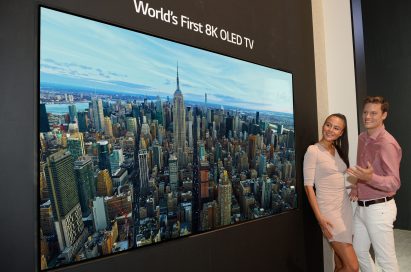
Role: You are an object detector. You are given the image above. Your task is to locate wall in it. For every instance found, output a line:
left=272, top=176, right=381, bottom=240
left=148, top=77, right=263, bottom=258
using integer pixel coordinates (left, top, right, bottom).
left=356, top=0, right=411, bottom=230
left=0, top=0, right=322, bottom=271
left=311, top=0, right=358, bottom=270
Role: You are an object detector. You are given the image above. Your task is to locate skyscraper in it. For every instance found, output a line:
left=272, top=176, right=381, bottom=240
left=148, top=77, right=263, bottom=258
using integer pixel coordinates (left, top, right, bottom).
left=187, top=120, right=193, bottom=148
left=199, top=142, right=206, bottom=161
left=168, top=154, right=178, bottom=192
left=132, top=104, right=140, bottom=120
left=192, top=108, right=200, bottom=232
left=248, top=135, right=257, bottom=168
left=126, top=116, right=138, bottom=136
left=150, top=121, right=157, bottom=140
left=104, top=116, right=113, bottom=137
left=138, top=149, right=149, bottom=194
left=97, top=169, right=113, bottom=197
left=277, top=124, right=284, bottom=135
left=201, top=116, right=207, bottom=140
left=215, top=142, right=222, bottom=162
left=261, top=177, right=272, bottom=210
left=92, top=98, right=105, bottom=131
left=258, top=154, right=266, bottom=176
left=218, top=170, right=232, bottom=226
left=67, top=132, right=85, bottom=161
left=106, top=193, right=133, bottom=221
left=173, top=65, right=186, bottom=154
left=98, top=140, right=111, bottom=175
left=201, top=201, right=217, bottom=231
left=234, top=115, right=240, bottom=137
left=44, top=150, right=86, bottom=255
left=141, top=116, right=150, bottom=136
left=68, top=104, right=77, bottom=124
left=155, top=95, right=164, bottom=125
left=152, top=143, right=163, bottom=170
left=204, top=92, right=207, bottom=115
left=39, top=162, right=49, bottom=202
left=40, top=200, right=55, bottom=236
left=282, top=161, right=293, bottom=179
left=74, top=155, right=95, bottom=217
left=196, top=116, right=201, bottom=141
left=92, top=197, right=108, bottom=231
left=109, top=148, right=124, bottom=173
left=77, top=111, right=88, bottom=132
left=287, top=130, right=295, bottom=149
left=68, top=123, right=79, bottom=134
left=40, top=103, right=50, bottom=133
left=226, top=115, right=234, bottom=138
left=200, top=161, right=210, bottom=201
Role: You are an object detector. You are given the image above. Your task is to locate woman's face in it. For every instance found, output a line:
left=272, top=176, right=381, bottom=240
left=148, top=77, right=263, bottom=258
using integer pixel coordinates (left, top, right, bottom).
left=322, top=116, right=345, bottom=142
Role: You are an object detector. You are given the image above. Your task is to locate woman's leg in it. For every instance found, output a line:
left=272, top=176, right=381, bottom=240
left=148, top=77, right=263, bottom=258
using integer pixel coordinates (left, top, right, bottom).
left=330, top=241, right=359, bottom=272
left=334, top=250, right=343, bottom=271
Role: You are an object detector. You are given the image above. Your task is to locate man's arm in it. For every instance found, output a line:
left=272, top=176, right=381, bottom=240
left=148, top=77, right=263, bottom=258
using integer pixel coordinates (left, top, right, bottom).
left=369, top=143, right=401, bottom=192
left=347, top=143, right=401, bottom=192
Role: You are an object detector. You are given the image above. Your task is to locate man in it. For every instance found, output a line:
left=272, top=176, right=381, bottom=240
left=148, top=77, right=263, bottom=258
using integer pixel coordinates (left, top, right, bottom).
left=347, top=96, right=402, bottom=272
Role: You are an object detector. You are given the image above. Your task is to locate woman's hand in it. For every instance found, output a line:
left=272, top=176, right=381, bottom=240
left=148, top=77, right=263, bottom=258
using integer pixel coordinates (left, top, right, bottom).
left=349, top=184, right=359, bottom=201
left=317, top=216, right=334, bottom=240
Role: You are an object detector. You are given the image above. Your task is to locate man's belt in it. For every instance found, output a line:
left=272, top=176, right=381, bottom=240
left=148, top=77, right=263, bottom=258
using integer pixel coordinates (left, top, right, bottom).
left=358, top=195, right=394, bottom=207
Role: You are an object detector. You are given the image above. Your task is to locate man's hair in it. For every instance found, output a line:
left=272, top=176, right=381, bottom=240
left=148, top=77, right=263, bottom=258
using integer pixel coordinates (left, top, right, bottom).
left=363, top=96, right=389, bottom=113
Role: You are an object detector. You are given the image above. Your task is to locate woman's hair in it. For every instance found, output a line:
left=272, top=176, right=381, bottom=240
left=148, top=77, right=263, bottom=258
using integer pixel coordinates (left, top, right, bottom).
left=325, top=113, right=350, bottom=168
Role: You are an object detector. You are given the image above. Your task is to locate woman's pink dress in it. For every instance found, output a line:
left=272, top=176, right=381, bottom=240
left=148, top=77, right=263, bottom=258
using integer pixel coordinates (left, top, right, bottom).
left=303, top=143, right=353, bottom=244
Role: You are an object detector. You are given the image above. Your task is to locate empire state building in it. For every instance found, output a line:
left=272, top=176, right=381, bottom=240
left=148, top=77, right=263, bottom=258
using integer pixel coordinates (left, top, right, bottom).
left=173, top=65, right=186, bottom=157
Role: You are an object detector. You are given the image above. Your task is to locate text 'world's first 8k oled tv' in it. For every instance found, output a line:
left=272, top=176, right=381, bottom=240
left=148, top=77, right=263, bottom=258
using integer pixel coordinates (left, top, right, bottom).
left=38, top=6, right=297, bottom=270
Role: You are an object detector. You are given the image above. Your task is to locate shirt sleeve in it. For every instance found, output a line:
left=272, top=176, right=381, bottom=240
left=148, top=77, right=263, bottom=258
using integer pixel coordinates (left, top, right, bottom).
left=369, top=142, right=402, bottom=192
left=303, top=145, right=317, bottom=187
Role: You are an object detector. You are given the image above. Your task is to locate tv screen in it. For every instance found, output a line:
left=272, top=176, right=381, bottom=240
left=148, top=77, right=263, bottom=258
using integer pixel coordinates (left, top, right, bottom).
left=39, top=6, right=296, bottom=270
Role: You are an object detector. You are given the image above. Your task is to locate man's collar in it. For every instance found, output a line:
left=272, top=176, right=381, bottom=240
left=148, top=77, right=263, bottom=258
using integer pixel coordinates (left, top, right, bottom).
left=366, top=124, right=385, bottom=140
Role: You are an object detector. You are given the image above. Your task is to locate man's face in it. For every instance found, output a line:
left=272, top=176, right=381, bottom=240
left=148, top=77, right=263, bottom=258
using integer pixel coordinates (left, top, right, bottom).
left=362, top=102, right=387, bottom=132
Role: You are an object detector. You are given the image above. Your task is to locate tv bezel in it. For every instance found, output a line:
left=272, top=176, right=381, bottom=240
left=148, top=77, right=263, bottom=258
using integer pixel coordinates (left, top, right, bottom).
left=37, top=5, right=298, bottom=271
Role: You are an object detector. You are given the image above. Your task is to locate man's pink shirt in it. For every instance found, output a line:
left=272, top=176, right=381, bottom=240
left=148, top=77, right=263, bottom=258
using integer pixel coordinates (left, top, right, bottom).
left=356, top=125, right=402, bottom=200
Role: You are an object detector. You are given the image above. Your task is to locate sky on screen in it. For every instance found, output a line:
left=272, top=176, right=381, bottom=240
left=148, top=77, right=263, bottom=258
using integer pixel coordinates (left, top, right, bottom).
left=40, top=8, right=294, bottom=113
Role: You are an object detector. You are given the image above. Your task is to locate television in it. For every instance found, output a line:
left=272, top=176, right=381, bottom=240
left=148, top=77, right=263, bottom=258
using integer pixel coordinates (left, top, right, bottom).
left=39, top=6, right=296, bottom=270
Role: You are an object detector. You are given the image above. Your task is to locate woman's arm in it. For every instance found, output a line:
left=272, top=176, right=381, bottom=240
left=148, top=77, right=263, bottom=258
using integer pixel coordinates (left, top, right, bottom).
left=303, top=145, right=333, bottom=239
left=304, top=186, right=333, bottom=239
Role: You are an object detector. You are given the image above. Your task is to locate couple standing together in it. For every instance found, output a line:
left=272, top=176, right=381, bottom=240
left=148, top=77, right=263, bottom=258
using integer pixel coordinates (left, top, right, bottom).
left=304, top=96, right=402, bottom=272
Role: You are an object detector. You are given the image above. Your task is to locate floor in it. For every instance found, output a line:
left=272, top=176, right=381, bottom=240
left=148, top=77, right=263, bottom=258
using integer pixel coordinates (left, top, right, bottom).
left=323, top=229, right=411, bottom=272
left=375, top=229, right=411, bottom=272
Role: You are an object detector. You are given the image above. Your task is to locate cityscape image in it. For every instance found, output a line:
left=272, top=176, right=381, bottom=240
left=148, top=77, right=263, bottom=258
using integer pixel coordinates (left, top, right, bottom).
left=38, top=7, right=297, bottom=270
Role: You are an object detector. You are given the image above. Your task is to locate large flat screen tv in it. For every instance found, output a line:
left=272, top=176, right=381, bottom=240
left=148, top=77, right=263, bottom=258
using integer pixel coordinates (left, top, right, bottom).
left=39, top=6, right=296, bottom=270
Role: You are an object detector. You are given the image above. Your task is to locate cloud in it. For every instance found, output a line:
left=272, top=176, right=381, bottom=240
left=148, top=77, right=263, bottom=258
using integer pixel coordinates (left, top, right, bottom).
left=41, top=58, right=128, bottom=81
left=164, top=79, right=172, bottom=86
left=109, top=71, right=127, bottom=77
left=107, top=80, right=151, bottom=90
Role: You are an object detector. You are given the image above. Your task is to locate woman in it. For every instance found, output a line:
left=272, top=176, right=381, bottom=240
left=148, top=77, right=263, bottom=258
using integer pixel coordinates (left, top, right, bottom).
left=304, top=114, right=358, bottom=272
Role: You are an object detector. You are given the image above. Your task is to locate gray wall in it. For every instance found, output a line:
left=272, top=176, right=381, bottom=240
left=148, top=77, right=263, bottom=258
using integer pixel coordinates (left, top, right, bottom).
left=0, top=0, right=322, bottom=271
left=352, top=0, right=411, bottom=230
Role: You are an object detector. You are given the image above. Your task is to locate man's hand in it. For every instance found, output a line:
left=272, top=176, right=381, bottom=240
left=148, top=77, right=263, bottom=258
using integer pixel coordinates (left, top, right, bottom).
left=346, top=162, right=374, bottom=182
